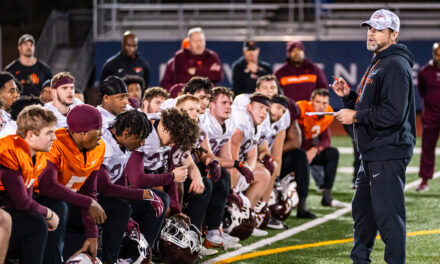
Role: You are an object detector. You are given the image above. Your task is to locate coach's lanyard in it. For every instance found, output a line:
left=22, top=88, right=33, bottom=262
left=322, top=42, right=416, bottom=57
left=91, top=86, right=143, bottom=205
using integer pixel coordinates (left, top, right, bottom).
left=356, top=59, right=381, bottom=103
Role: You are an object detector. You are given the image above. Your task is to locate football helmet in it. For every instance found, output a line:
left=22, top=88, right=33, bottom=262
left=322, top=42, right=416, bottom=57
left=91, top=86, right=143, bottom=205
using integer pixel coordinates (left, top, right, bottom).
left=254, top=200, right=270, bottom=229
left=268, top=175, right=299, bottom=221
left=118, top=219, right=152, bottom=264
left=223, top=192, right=256, bottom=240
left=158, top=216, right=201, bottom=264
left=65, top=253, right=102, bottom=264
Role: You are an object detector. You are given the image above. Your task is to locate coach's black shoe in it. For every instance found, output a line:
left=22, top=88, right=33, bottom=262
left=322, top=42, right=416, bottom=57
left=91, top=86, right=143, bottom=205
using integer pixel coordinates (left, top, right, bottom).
left=297, top=209, right=316, bottom=219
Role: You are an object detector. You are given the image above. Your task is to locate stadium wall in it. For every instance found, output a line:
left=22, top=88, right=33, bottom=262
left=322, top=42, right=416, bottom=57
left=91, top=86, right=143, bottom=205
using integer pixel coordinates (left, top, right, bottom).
left=95, top=40, right=436, bottom=111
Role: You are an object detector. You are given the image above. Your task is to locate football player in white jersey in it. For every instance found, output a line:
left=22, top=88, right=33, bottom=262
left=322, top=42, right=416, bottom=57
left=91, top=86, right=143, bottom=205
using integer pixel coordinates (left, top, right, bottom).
left=97, top=76, right=131, bottom=127
left=99, top=109, right=168, bottom=247
left=140, top=87, right=169, bottom=114
left=230, top=93, right=271, bottom=207
left=136, top=108, right=199, bottom=221
left=44, top=72, right=83, bottom=128
left=0, top=72, right=20, bottom=135
left=176, top=92, right=244, bottom=250
left=255, top=94, right=292, bottom=229
left=0, top=96, right=43, bottom=137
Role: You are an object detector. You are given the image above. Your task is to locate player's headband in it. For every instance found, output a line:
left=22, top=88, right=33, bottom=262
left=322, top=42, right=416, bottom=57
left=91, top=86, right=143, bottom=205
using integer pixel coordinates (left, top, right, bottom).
left=52, top=77, right=74, bottom=89
left=271, top=96, right=289, bottom=109
left=250, top=95, right=271, bottom=107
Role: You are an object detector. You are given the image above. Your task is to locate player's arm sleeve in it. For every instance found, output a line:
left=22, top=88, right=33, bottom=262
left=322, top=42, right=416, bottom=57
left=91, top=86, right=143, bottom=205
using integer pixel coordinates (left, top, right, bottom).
left=166, top=182, right=182, bottom=214
left=355, top=58, right=411, bottom=128
left=126, top=151, right=174, bottom=188
left=97, top=165, right=144, bottom=200
left=0, top=167, right=47, bottom=216
left=38, top=161, right=93, bottom=209
left=81, top=208, right=98, bottom=238
left=316, top=128, right=331, bottom=152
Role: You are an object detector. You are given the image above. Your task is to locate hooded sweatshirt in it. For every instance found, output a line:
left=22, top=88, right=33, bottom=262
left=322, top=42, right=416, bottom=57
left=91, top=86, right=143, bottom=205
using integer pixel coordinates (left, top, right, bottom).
left=274, top=42, right=328, bottom=102
left=342, top=44, right=416, bottom=161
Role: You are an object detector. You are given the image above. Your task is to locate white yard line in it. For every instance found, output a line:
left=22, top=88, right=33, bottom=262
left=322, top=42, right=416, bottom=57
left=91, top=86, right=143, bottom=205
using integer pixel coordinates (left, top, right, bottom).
left=337, top=147, right=440, bottom=155
left=338, top=166, right=420, bottom=174
left=204, top=170, right=440, bottom=264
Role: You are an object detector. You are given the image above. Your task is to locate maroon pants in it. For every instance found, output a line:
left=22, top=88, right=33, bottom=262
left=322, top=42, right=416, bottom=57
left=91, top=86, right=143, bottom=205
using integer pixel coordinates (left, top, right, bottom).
left=419, top=119, right=440, bottom=180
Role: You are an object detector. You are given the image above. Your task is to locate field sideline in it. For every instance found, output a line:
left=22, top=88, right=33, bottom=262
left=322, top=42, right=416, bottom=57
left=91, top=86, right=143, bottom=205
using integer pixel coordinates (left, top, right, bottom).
left=200, top=136, right=440, bottom=264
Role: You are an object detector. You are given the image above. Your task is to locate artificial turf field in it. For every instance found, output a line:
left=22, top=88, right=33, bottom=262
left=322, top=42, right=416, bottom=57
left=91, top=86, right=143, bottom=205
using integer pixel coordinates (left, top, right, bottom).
left=201, top=136, right=440, bottom=264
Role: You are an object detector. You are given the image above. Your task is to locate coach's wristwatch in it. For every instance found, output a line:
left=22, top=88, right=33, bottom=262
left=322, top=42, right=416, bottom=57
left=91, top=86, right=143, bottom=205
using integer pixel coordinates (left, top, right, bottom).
left=353, top=112, right=358, bottom=123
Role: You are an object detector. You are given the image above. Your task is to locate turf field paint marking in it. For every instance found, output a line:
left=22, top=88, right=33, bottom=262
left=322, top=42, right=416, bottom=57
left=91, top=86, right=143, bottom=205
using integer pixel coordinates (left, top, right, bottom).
left=337, top=147, right=440, bottom=155
left=215, top=229, right=440, bottom=263
left=204, top=206, right=352, bottom=264
left=204, top=170, right=440, bottom=264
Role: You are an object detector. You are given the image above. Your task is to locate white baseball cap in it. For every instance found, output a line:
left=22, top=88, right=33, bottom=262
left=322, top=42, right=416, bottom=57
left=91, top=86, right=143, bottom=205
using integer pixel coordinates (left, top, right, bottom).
left=361, top=9, right=400, bottom=32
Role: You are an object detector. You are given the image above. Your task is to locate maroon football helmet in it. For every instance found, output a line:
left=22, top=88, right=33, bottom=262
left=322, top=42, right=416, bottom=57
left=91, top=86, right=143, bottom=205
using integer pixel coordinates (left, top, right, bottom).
left=158, top=216, right=201, bottom=264
left=222, top=192, right=256, bottom=240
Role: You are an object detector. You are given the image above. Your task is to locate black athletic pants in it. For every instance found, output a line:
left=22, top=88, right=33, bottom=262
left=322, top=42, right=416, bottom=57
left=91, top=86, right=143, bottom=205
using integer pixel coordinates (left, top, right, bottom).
left=351, top=158, right=409, bottom=264
left=205, top=168, right=230, bottom=230
left=62, top=197, right=132, bottom=264
left=344, top=124, right=361, bottom=183
left=35, top=197, right=68, bottom=264
left=183, top=176, right=212, bottom=231
left=130, top=189, right=169, bottom=246
left=6, top=209, right=48, bottom=264
left=310, top=146, right=339, bottom=190
left=281, top=148, right=310, bottom=198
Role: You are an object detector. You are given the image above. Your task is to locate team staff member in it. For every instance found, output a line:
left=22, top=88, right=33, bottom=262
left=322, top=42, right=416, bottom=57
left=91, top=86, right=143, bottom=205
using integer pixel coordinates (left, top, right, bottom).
left=232, top=40, right=272, bottom=95
left=333, top=9, right=416, bottom=263
left=171, top=27, right=222, bottom=85
left=296, top=89, right=340, bottom=207
left=0, top=105, right=60, bottom=264
left=274, top=41, right=327, bottom=102
left=416, top=42, right=440, bottom=191
left=5, top=34, right=52, bottom=96
left=101, top=31, right=150, bottom=87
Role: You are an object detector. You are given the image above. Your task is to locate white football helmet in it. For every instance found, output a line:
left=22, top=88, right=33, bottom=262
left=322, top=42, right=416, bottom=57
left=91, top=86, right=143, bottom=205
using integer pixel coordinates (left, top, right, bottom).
left=65, top=253, right=102, bottom=264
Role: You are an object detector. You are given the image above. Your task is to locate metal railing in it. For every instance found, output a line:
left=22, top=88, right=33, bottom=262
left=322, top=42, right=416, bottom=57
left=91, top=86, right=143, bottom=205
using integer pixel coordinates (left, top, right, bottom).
left=36, top=11, right=69, bottom=62
left=93, top=1, right=440, bottom=41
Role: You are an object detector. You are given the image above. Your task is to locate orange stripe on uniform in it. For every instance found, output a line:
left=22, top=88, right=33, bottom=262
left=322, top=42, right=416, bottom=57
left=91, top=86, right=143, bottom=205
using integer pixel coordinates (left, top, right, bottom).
left=280, top=74, right=317, bottom=86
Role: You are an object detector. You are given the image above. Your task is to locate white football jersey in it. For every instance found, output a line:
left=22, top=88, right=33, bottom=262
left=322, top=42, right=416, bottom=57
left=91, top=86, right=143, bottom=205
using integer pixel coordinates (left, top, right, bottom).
left=0, top=120, right=17, bottom=138
left=139, top=126, right=171, bottom=171
left=160, top=98, right=176, bottom=111
left=258, top=110, right=291, bottom=151
left=97, top=104, right=133, bottom=129
left=231, top=108, right=261, bottom=161
left=171, top=130, right=206, bottom=167
left=199, top=112, right=236, bottom=155
left=0, top=110, right=14, bottom=137
left=44, top=98, right=83, bottom=128
left=101, top=128, right=132, bottom=183
left=234, top=93, right=290, bottom=151
left=232, top=93, right=251, bottom=109
left=268, top=110, right=290, bottom=149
